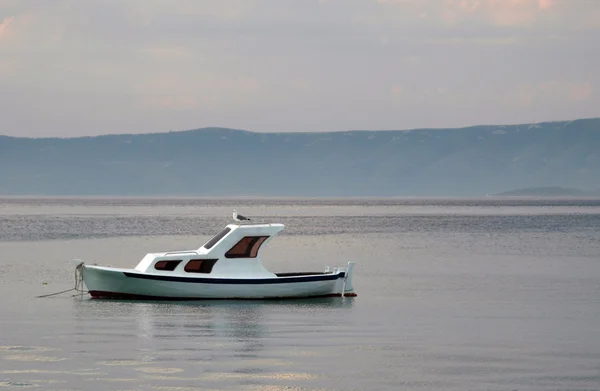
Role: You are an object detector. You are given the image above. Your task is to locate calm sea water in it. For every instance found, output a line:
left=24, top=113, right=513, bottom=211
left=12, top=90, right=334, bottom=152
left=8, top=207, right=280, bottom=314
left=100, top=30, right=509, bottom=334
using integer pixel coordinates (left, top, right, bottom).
left=1, top=197, right=600, bottom=391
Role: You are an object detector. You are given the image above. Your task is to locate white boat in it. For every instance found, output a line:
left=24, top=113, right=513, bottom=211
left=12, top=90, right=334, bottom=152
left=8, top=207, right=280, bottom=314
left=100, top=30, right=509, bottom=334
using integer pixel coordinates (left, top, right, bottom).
left=79, top=222, right=357, bottom=300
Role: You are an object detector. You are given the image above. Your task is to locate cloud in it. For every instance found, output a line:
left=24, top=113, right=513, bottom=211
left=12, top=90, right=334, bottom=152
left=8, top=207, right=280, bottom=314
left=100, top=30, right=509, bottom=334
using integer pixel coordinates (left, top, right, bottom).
left=134, top=71, right=264, bottom=112
left=0, top=9, right=66, bottom=51
left=513, top=81, right=594, bottom=108
left=125, top=0, right=261, bottom=25
left=376, top=0, right=559, bottom=26
left=538, top=0, right=552, bottom=10
left=570, top=82, right=592, bottom=102
left=424, top=35, right=520, bottom=45
left=130, top=73, right=206, bottom=111
left=138, top=45, right=190, bottom=59
left=539, top=81, right=594, bottom=103
left=446, top=0, right=552, bottom=26
left=143, top=95, right=201, bottom=111
left=0, top=58, right=12, bottom=73
left=0, top=16, right=15, bottom=40
left=0, top=0, right=599, bottom=136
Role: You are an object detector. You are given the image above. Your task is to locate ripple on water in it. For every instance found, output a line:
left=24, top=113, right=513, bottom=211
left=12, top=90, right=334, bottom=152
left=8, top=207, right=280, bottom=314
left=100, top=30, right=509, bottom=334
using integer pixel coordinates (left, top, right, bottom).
left=248, top=386, right=331, bottom=391
left=133, top=367, right=184, bottom=374
left=200, top=372, right=318, bottom=381
left=0, top=346, right=54, bottom=353
left=153, top=387, right=218, bottom=391
left=97, top=360, right=153, bottom=366
left=236, top=358, right=292, bottom=367
left=3, top=355, right=67, bottom=362
left=83, top=377, right=139, bottom=383
left=0, top=370, right=106, bottom=377
left=0, top=382, right=35, bottom=388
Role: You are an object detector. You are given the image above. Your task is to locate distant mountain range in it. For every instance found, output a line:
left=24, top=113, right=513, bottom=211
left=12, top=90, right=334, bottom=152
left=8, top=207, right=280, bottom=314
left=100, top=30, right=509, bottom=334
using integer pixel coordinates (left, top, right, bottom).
left=1, top=118, right=599, bottom=197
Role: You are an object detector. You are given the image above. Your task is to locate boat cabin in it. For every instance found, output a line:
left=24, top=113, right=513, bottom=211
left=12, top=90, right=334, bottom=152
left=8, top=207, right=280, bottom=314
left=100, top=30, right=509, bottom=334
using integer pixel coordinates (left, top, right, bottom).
left=133, top=223, right=284, bottom=278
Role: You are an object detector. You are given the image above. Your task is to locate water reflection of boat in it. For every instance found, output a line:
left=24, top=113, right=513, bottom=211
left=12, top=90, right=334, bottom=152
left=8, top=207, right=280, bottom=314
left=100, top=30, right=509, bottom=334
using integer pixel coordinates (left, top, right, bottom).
left=77, top=222, right=357, bottom=300
left=126, top=299, right=355, bottom=346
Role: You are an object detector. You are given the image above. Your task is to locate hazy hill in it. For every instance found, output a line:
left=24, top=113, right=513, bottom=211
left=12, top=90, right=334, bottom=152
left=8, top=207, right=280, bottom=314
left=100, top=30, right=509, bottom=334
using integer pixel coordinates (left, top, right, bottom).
left=1, top=118, right=599, bottom=196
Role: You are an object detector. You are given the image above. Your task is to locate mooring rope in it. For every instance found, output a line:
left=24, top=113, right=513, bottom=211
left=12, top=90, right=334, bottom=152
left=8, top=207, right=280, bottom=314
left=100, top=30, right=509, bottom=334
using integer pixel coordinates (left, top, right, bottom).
left=36, top=262, right=87, bottom=298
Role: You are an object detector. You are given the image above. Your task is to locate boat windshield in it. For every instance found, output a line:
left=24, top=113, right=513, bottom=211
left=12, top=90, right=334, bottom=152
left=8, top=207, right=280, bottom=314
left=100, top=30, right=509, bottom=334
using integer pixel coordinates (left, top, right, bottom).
left=202, top=227, right=231, bottom=249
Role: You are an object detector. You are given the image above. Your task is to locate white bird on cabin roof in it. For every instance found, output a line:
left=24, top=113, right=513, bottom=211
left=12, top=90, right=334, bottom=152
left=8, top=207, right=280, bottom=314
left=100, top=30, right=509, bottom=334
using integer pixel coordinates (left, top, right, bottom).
left=233, top=209, right=251, bottom=223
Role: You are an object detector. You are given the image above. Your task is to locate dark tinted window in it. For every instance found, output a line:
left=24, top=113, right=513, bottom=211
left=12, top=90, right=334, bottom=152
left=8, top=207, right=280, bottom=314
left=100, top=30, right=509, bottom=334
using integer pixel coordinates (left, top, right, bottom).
left=225, top=236, right=269, bottom=258
left=249, top=237, right=268, bottom=257
left=154, top=260, right=182, bottom=271
left=203, top=227, right=231, bottom=249
left=184, top=259, right=218, bottom=273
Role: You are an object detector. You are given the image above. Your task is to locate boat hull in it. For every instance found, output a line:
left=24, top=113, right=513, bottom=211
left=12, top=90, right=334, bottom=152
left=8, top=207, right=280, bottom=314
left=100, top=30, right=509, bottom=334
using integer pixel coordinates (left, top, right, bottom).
left=82, top=265, right=357, bottom=300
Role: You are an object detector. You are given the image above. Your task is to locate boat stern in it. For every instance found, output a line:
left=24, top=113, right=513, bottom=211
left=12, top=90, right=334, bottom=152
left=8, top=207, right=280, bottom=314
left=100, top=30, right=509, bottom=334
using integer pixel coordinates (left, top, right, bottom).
left=341, top=261, right=357, bottom=297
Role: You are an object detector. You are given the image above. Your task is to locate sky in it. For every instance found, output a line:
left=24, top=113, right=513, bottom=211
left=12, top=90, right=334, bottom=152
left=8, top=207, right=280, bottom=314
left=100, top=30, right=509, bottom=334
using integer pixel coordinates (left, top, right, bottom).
left=0, top=0, right=599, bottom=137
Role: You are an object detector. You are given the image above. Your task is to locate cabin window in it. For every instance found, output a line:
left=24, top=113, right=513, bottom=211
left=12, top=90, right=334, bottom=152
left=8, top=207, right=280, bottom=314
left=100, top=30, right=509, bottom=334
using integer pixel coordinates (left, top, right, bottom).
left=184, top=259, right=218, bottom=274
left=225, top=236, right=269, bottom=258
left=203, top=227, right=231, bottom=250
left=154, top=260, right=182, bottom=271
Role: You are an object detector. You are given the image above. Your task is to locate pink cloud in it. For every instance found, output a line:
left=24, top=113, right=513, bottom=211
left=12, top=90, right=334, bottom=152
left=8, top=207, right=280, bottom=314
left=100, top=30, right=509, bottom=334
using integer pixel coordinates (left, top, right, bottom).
left=376, top=0, right=570, bottom=27
left=135, top=73, right=203, bottom=110
left=474, top=0, right=542, bottom=26
left=456, top=0, right=481, bottom=12
left=376, top=0, right=420, bottom=4
left=512, top=81, right=593, bottom=108
left=538, top=0, right=552, bottom=10
left=570, top=82, right=592, bottom=102
left=0, top=13, right=41, bottom=46
left=0, top=16, right=15, bottom=40
left=515, top=85, right=534, bottom=108
left=441, top=0, right=555, bottom=26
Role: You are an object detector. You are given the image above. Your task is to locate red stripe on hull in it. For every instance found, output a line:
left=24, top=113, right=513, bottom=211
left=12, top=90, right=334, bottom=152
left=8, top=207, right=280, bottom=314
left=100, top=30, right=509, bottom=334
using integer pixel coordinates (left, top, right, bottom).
left=89, top=290, right=357, bottom=301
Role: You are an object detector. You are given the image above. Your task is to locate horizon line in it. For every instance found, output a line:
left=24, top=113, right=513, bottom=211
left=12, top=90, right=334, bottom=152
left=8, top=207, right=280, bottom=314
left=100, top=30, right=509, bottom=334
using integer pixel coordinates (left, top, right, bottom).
left=2, top=117, right=598, bottom=140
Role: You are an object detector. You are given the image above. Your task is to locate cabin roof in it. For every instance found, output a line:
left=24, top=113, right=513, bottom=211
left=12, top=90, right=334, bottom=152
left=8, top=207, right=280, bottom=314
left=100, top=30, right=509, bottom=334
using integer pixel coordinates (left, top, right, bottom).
left=223, top=223, right=284, bottom=234
left=197, top=223, right=284, bottom=254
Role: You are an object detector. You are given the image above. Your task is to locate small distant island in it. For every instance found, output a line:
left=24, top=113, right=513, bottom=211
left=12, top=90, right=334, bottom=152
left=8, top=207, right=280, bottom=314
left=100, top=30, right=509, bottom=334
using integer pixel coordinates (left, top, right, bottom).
left=493, top=187, right=594, bottom=197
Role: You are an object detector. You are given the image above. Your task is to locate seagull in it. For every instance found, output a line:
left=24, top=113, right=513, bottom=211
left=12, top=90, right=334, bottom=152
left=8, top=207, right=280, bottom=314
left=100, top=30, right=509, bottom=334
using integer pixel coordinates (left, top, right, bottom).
left=233, top=209, right=251, bottom=223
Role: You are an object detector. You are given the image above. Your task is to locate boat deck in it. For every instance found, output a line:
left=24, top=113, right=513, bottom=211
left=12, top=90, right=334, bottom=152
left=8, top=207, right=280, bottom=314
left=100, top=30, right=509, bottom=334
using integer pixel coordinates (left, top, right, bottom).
left=275, top=272, right=330, bottom=277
